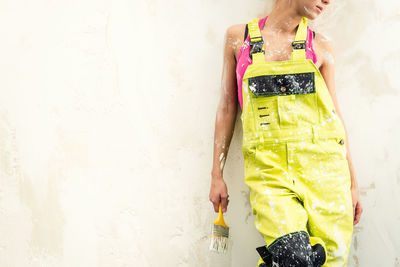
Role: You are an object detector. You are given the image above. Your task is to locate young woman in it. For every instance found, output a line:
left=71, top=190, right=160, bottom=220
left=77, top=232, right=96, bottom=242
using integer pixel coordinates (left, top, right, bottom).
left=209, top=0, right=363, bottom=266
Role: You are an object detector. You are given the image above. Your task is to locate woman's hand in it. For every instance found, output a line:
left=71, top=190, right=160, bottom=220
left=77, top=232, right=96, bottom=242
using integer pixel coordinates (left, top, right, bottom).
left=209, top=175, right=229, bottom=213
left=351, top=185, right=363, bottom=225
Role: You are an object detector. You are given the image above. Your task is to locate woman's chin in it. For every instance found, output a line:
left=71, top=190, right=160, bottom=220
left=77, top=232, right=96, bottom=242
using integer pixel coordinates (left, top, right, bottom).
left=303, top=13, right=318, bottom=20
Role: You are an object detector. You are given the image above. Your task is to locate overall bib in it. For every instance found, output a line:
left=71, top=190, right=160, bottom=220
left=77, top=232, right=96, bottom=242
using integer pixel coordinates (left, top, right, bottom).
left=241, top=17, right=353, bottom=267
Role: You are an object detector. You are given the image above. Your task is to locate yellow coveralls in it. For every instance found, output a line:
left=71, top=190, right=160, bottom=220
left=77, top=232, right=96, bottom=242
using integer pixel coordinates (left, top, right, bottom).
left=241, top=17, right=353, bottom=267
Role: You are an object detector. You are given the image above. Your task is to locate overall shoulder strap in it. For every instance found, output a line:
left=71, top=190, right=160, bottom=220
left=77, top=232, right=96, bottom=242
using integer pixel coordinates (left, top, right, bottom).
left=247, top=18, right=265, bottom=64
left=291, top=17, right=308, bottom=61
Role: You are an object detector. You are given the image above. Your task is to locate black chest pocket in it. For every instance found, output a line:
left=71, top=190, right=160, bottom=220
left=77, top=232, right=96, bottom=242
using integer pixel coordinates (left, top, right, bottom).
left=248, top=72, right=316, bottom=97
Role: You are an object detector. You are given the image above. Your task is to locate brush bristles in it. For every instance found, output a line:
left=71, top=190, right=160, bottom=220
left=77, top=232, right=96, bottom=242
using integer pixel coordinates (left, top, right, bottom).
left=209, top=235, right=229, bottom=253
left=209, top=224, right=229, bottom=253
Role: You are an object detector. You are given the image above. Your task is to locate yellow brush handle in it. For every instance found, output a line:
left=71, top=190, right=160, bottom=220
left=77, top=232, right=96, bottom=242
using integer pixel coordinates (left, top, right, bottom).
left=213, top=203, right=228, bottom=227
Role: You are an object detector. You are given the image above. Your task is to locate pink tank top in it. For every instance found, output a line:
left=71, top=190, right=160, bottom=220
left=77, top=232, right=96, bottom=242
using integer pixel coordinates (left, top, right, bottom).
left=236, top=15, right=318, bottom=110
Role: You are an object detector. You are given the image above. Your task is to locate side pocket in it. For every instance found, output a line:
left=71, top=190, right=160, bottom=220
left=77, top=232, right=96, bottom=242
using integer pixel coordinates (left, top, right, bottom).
left=242, top=144, right=258, bottom=216
left=320, top=138, right=347, bottom=162
left=243, top=143, right=257, bottom=178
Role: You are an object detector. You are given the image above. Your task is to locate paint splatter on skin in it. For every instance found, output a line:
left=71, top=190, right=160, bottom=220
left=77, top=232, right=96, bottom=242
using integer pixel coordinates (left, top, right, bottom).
left=214, top=29, right=236, bottom=176
left=219, top=152, right=226, bottom=171
left=304, top=6, right=312, bottom=15
left=320, top=34, right=331, bottom=42
left=323, top=50, right=335, bottom=65
left=231, top=37, right=242, bottom=50
left=260, top=20, right=301, bottom=61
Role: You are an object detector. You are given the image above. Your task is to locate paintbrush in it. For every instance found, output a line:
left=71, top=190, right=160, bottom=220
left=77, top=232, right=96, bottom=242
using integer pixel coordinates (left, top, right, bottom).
left=209, top=203, right=229, bottom=253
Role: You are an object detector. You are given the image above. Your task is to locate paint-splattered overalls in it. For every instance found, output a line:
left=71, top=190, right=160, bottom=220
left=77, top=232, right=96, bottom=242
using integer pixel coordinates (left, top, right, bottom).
left=241, top=17, right=353, bottom=266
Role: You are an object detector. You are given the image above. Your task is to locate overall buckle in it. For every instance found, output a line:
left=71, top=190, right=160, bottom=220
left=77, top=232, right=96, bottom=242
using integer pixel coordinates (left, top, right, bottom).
left=292, top=40, right=307, bottom=49
left=249, top=36, right=264, bottom=54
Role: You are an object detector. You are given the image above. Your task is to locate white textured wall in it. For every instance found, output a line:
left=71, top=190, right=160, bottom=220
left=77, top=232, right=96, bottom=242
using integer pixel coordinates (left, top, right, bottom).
left=0, top=0, right=399, bottom=266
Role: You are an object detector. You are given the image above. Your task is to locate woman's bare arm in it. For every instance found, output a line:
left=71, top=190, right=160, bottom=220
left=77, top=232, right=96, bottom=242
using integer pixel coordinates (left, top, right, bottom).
left=209, top=25, right=241, bottom=213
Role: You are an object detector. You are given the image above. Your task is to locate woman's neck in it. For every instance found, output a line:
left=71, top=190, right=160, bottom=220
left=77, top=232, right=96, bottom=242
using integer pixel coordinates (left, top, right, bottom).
left=263, top=3, right=303, bottom=35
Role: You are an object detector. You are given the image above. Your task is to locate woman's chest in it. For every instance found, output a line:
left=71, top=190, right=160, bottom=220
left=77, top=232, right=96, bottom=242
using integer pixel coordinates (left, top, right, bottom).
left=235, top=35, right=323, bottom=70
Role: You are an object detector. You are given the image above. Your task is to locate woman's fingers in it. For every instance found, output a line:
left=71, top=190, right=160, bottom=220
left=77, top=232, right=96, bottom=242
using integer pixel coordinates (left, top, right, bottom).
left=353, top=201, right=363, bottom=225
left=220, top=194, right=229, bottom=212
left=209, top=179, right=229, bottom=213
left=351, top=187, right=362, bottom=225
left=212, top=200, right=219, bottom=213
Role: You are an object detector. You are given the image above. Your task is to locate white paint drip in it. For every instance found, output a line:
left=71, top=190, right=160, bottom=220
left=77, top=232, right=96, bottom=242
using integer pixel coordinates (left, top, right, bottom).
left=304, top=6, right=312, bottom=15
left=324, top=50, right=335, bottom=65
left=219, top=152, right=226, bottom=171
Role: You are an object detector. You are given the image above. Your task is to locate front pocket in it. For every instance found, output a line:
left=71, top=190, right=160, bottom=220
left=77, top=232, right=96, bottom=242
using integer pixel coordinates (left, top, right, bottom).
left=248, top=72, right=315, bottom=97
left=247, top=72, right=318, bottom=130
left=253, top=142, right=293, bottom=187
left=255, top=142, right=288, bottom=171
